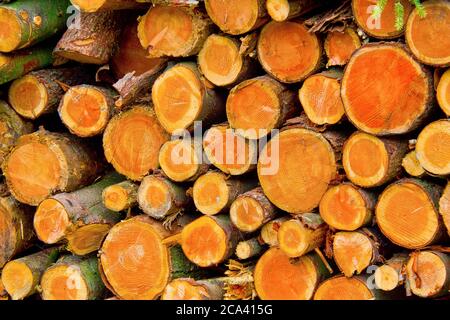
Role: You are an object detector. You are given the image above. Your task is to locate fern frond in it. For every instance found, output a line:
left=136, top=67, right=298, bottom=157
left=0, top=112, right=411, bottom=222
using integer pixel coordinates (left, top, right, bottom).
left=372, top=0, right=388, bottom=18
left=394, top=1, right=405, bottom=31
left=409, top=0, right=427, bottom=18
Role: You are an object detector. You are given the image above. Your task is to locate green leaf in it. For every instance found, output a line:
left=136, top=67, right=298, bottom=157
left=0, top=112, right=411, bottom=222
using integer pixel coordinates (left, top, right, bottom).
left=372, top=0, right=388, bottom=18
left=394, top=1, right=405, bottom=31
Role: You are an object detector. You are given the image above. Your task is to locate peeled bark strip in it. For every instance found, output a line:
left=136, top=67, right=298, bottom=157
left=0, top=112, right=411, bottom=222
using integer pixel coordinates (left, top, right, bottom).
left=0, top=0, right=70, bottom=52
left=102, top=180, right=138, bottom=212
left=402, top=150, right=426, bottom=178
left=341, top=43, right=433, bottom=135
left=405, top=0, right=450, bottom=67
left=41, top=255, right=106, bottom=300
left=203, top=124, right=258, bottom=174
left=227, top=76, right=296, bottom=139
left=314, top=275, right=381, bottom=300
left=193, top=171, right=257, bottom=215
left=181, top=215, right=242, bottom=267
left=230, top=187, right=277, bottom=233
left=278, top=213, right=327, bottom=258
left=103, top=105, right=169, bottom=181
left=352, top=0, right=413, bottom=39
left=34, top=172, right=124, bottom=255
left=416, top=120, right=450, bottom=176
left=162, top=278, right=224, bottom=300
left=8, top=67, right=92, bottom=120
left=299, top=71, right=345, bottom=125
left=1, top=247, right=60, bottom=300
left=319, top=183, right=375, bottom=231
left=100, top=215, right=202, bottom=299
left=159, top=139, right=209, bottom=183
left=437, top=69, right=450, bottom=116
left=138, top=5, right=212, bottom=58
left=406, top=251, right=450, bottom=298
left=54, top=11, right=124, bottom=65
left=205, top=0, right=268, bottom=35
left=374, top=253, right=409, bottom=291
left=439, top=182, right=450, bottom=236
left=236, top=238, right=264, bottom=260
left=324, top=28, right=361, bottom=67
left=0, top=196, right=34, bottom=267
left=153, top=62, right=225, bottom=134
left=0, top=101, right=33, bottom=165
left=376, top=178, right=447, bottom=249
left=342, top=132, right=408, bottom=187
left=3, top=129, right=103, bottom=205
left=260, top=216, right=289, bottom=246
left=266, top=0, right=321, bottom=22
left=254, top=247, right=331, bottom=300
left=137, top=174, right=189, bottom=219
left=70, top=0, right=146, bottom=12
left=0, top=44, right=54, bottom=85
left=257, top=21, right=322, bottom=83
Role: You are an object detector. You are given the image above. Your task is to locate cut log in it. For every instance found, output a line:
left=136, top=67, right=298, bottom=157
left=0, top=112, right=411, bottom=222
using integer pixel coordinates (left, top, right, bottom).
left=226, top=76, right=297, bottom=139
left=319, top=183, right=375, bottom=231
left=205, top=0, right=268, bottom=35
left=2, top=129, right=103, bottom=205
left=341, top=43, right=433, bottom=135
left=229, top=187, right=277, bottom=233
left=161, top=278, right=224, bottom=300
left=437, top=68, right=450, bottom=116
left=100, top=215, right=202, bottom=300
left=203, top=124, right=258, bottom=174
left=277, top=213, right=327, bottom=258
left=314, top=275, right=381, bottom=300
left=198, top=34, right=256, bottom=87
left=376, top=178, right=447, bottom=249
left=8, top=67, right=92, bottom=120
left=41, top=255, right=106, bottom=300
left=332, top=228, right=386, bottom=277
left=0, top=101, right=33, bottom=165
left=0, top=196, right=34, bottom=268
left=236, top=238, right=264, bottom=260
left=374, top=253, right=409, bottom=291
left=266, top=0, right=321, bottom=22
left=257, top=21, right=322, bottom=83
left=1, top=247, right=60, bottom=300
left=257, top=126, right=345, bottom=214
left=352, top=0, right=413, bottom=39
left=54, top=11, right=124, bottom=65
left=192, top=171, right=256, bottom=215
left=138, top=5, right=212, bottom=58
left=260, top=216, right=290, bottom=246
left=102, top=180, right=139, bottom=212
left=342, top=132, right=408, bottom=187
left=0, top=0, right=70, bottom=52
left=405, top=0, right=450, bottom=67
left=103, top=104, right=169, bottom=181
left=439, top=182, right=450, bottom=236
left=181, top=215, right=242, bottom=267
left=402, top=150, right=426, bottom=178
left=324, top=28, right=361, bottom=67
left=406, top=251, right=450, bottom=298
left=254, top=247, right=331, bottom=300
left=137, top=174, right=189, bottom=219
left=416, top=120, right=450, bottom=176
left=34, top=172, right=124, bottom=255
left=70, top=0, right=146, bottom=12
left=159, top=139, right=209, bottom=183
left=299, top=71, right=345, bottom=125
left=0, top=43, right=54, bottom=85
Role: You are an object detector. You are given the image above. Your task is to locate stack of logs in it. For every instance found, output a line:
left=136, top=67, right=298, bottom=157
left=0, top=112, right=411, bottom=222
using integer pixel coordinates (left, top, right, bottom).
left=0, top=0, right=450, bottom=300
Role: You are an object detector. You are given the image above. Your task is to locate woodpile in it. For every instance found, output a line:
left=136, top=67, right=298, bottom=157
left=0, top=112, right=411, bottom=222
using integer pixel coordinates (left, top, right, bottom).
left=0, top=0, right=449, bottom=301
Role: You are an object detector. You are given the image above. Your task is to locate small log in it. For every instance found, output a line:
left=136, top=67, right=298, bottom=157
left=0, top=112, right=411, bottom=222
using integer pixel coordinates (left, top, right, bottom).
left=2, top=129, right=104, bottom=205
left=324, top=27, right=361, bottom=67
left=266, top=0, right=321, bottom=22
left=152, top=62, right=225, bottom=134
left=138, top=5, right=213, bottom=58
left=102, top=180, right=139, bottom=212
left=260, top=216, right=290, bottom=246
left=374, top=253, right=409, bottom=291
left=41, top=255, right=106, bottom=300
left=230, top=187, right=277, bottom=233
left=1, top=247, right=60, bottom=300
left=103, top=104, right=169, bottom=181
left=227, top=76, right=297, bottom=139
left=278, top=213, right=328, bottom=258
left=376, top=178, right=448, bottom=249
left=236, top=238, right=264, bottom=260
left=402, top=150, right=426, bottom=178
left=319, top=183, right=375, bottom=231
left=254, top=247, right=331, bottom=300
left=257, top=20, right=322, bottom=83
left=161, top=278, right=224, bottom=300
left=341, top=43, right=433, bottom=135
left=192, top=171, right=257, bottom=215
left=439, top=182, right=450, bottom=236
left=342, top=132, right=408, bottom=187
left=437, top=68, right=450, bottom=116
left=70, top=0, right=146, bottom=12
left=405, top=0, right=450, bottom=67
